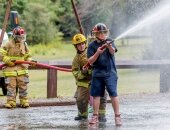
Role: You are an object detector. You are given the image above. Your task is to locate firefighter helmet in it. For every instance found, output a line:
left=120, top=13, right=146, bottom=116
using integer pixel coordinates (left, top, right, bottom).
left=92, top=23, right=109, bottom=40
left=72, top=33, right=87, bottom=45
left=12, top=26, right=26, bottom=42
left=92, top=23, right=109, bottom=33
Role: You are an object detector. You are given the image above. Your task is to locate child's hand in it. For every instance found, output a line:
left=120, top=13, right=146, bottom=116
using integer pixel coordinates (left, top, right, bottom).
left=97, top=46, right=105, bottom=54
left=105, top=41, right=112, bottom=48
left=81, top=66, right=88, bottom=74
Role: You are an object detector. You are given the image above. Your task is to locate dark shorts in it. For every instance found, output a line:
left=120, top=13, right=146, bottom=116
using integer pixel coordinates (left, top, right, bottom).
left=90, top=73, right=118, bottom=97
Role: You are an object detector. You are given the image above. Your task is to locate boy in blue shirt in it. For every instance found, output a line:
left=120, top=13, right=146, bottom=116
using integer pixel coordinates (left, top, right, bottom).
left=87, top=23, right=122, bottom=126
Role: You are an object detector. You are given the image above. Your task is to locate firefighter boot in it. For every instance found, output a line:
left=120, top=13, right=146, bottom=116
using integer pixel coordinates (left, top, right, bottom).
left=4, top=100, right=16, bottom=109
left=20, top=98, right=29, bottom=108
left=98, top=115, right=107, bottom=122
left=74, top=115, right=87, bottom=121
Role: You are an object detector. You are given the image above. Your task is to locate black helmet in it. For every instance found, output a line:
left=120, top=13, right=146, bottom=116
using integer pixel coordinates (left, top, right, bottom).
left=92, top=23, right=109, bottom=40
left=92, top=23, right=109, bottom=33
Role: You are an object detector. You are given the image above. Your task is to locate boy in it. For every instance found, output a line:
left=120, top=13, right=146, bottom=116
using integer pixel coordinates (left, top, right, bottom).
left=87, top=23, right=122, bottom=126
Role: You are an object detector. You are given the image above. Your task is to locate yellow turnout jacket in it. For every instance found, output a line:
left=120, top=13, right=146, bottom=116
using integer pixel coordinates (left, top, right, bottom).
left=0, top=39, right=32, bottom=77
left=72, top=49, right=91, bottom=88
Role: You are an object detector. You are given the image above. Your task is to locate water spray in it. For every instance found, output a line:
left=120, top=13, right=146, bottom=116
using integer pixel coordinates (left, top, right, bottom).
left=115, top=3, right=170, bottom=41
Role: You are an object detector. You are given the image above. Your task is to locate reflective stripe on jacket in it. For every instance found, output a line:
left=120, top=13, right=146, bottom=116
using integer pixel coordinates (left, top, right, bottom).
left=3, top=70, right=28, bottom=76
left=0, top=40, right=32, bottom=77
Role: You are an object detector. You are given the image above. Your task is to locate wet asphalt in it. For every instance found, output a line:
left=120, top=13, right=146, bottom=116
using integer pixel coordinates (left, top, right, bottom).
left=0, top=93, right=170, bottom=130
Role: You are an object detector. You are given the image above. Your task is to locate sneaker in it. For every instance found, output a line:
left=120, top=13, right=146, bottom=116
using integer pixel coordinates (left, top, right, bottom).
left=89, top=114, right=98, bottom=124
left=74, top=116, right=87, bottom=121
left=98, top=115, right=107, bottom=122
left=115, top=114, right=122, bottom=126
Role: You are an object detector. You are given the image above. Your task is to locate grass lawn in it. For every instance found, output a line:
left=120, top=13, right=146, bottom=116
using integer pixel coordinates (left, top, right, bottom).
left=27, top=68, right=159, bottom=99
left=0, top=38, right=160, bottom=99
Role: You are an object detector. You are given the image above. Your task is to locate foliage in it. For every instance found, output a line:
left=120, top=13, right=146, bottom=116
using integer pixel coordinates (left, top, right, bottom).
left=0, top=0, right=7, bottom=28
left=30, top=40, right=75, bottom=60
left=53, top=0, right=78, bottom=37
left=0, top=0, right=75, bottom=44
left=77, top=0, right=161, bottom=38
left=21, top=2, right=62, bottom=44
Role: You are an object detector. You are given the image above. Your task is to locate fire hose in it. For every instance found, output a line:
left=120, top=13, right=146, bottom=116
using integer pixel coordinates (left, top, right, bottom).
left=83, top=40, right=114, bottom=69
left=0, top=40, right=114, bottom=72
left=0, top=60, right=72, bottom=72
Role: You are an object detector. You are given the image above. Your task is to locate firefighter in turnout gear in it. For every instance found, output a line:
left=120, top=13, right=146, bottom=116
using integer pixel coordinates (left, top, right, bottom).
left=0, top=26, right=33, bottom=109
left=72, top=33, right=107, bottom=121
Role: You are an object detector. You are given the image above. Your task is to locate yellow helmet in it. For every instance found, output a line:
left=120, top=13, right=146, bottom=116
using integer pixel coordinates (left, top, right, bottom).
left=72, top=33, right=87, bottom=45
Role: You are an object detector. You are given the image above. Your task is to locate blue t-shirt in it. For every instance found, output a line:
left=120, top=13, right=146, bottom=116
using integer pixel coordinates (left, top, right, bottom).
left=87, top=38, right=118, bottom=78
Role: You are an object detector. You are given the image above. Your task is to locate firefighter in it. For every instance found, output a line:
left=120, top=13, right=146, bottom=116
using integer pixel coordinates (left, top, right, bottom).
left=72, top=33, right=107, bottom=122
left=0, top=26, right=33, bottom=109
left=87, top=23, right=122, bottom=126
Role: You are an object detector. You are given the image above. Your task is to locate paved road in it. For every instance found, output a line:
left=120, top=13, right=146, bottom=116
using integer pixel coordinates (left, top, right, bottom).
left=0, top=93, right=170, bottom=130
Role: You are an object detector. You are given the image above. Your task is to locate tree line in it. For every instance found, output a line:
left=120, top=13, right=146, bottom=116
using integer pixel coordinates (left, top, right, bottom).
left=0, top=0, right=162, bottom=45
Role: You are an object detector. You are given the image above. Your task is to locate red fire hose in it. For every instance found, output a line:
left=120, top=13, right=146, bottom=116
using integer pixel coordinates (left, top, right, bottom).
left=0, top=64, right=5, bottom=69
left=0, top=60, right=72, bottom=72
left=0, top=41, right=113, bottom=72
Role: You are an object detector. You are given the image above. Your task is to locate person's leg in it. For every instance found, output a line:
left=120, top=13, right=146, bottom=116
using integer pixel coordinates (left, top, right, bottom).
left=17, top=75, right=29, bottom=108
left=110, top=96, right=120, bottom=115
left=99, top=91, right=107, bottom=122
left=93, top=96, right=100, bottom=115
left=89, top=77, right=103, bottom=124
left=4, top=76, right=17, bottom=108
left=75, top=86, right=89, bottom=120
left=88, top=96, right=93, bottom=113
left=89, top=96, right=93, bottom=106
left=105, top=74, right=122, bottom=126
left=89, top=96, right=100, bottom=124
left=110, top=96, right=121, bottom=126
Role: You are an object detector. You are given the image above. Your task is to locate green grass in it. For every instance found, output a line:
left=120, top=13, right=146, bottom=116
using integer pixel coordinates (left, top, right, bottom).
left=0, top=39, right=160, bottom=99
left=0, top=69, right=159, bottom=99
left=30, top=41, right=75, bottom=60
left=118, top=69, right=159, bottom=94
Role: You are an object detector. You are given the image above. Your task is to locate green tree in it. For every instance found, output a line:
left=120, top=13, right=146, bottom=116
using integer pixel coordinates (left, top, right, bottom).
left=11, top=0, right=26, bottom=14
left=53, top=0, right=78, bottom=37
left=0, top=0, right=8, bottom=28
left=21, top=1, right=62, bottom=44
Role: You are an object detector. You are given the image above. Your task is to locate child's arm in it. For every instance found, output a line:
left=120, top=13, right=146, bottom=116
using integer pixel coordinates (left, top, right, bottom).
left=88, top=46, right=105, bottom=65
left=72, top=58, right=87, bottom=80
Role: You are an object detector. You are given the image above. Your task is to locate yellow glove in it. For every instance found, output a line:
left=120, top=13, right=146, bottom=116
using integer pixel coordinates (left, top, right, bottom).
left=3, top=56, right=11, bottom=63
left=6, top=61, right=15, bottom=67
left=2, top=56, right=15, bottom=67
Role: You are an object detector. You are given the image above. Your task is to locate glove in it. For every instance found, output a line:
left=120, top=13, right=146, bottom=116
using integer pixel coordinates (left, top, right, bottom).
left=6, top=61, right=15, bottom=67
left=81, top=66, right=88, bottom=74
left=2, top=56, right=15, bottom=67
left=3, top=56, right=11, bottom=63
left=30, top=60, right=37, bottom=67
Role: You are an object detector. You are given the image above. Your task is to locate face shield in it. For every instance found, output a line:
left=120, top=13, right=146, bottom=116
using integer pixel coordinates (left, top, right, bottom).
left=14, top=34, right=26, bottom=43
